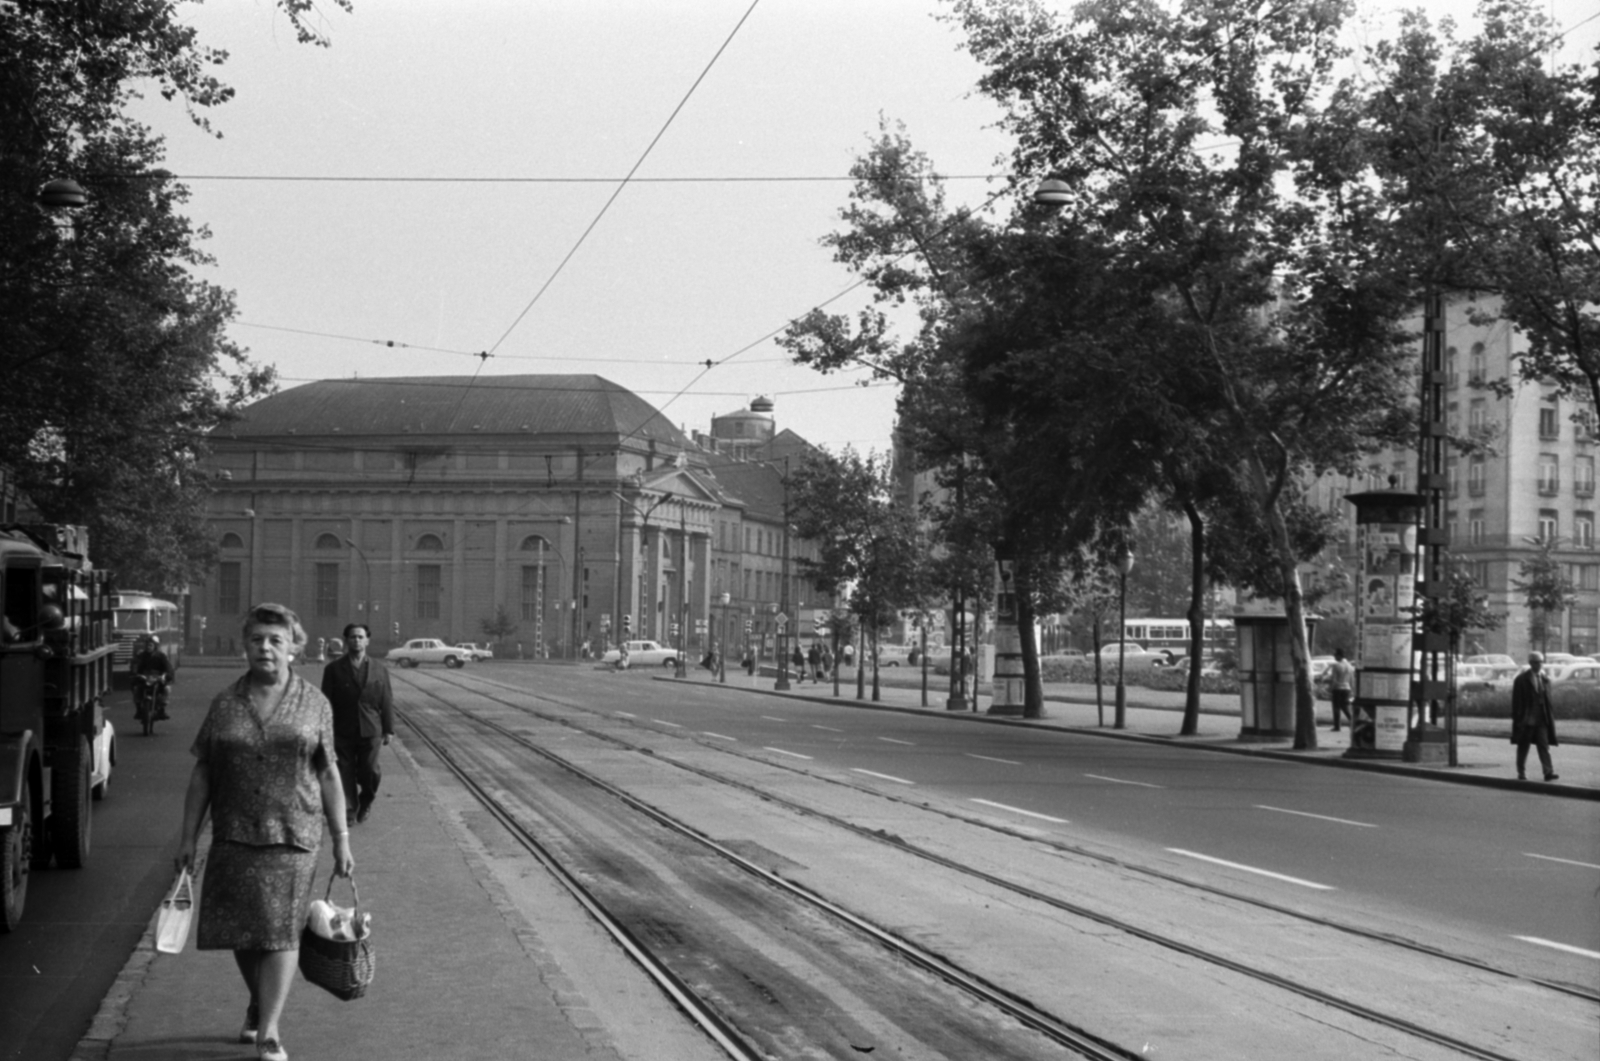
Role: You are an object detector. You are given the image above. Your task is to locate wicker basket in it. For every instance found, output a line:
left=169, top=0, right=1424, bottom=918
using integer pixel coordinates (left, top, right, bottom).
left=298, top=876, right=374, bottom=1001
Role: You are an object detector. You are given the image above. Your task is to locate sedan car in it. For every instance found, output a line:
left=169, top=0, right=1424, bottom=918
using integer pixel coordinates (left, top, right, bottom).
left=1096, top=642, right=1154, bottom=659
left=453, top=642, right=494, bottom=661
left=1545, top=662, right=1600, bottom=685
left=386, top=638, right=471, bottom=668
left=600, top=640, right=680, bottom=668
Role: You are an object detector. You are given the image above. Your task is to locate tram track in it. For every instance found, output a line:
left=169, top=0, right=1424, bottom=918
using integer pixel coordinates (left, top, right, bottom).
left=403, top=668, right=1597, bottom=1060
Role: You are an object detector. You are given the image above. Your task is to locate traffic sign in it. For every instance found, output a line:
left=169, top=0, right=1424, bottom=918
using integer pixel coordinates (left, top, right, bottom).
left=774, top=613, right=788, bottom=629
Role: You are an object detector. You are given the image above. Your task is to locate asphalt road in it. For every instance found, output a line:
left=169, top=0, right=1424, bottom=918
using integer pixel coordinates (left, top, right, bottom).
left=0, top=674, right=209, bottom=1061
left=519, top=664, right=1600, bottom=993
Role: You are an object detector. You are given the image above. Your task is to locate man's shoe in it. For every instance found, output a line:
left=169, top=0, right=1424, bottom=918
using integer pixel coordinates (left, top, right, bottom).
left=356, top=801, right=372, bottom=824
left=1545, top=773, right=1559, bottom=782
left=258, top=1037, right=288, bottom=1061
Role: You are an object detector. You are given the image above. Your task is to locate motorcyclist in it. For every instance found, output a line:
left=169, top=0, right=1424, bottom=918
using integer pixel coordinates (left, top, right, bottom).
left=131, top=634, right=175, bottom=720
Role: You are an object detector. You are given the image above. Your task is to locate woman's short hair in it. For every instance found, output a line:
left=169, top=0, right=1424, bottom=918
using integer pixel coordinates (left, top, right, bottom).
left=241, top=602, right=308, bottom=651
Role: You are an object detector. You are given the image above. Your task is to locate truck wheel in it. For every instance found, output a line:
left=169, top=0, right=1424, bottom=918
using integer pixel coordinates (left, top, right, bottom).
left=1, top=782, right=31, bottom=932
left=51, top=735, right=92, bottom=869
left=444, top=656, right=462, bottom=669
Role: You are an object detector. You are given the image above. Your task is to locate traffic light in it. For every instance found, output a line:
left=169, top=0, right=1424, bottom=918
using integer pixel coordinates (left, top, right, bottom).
left=743, top=619, right=752, bottom=635
left=622, top=614, right=632, bottom=635
left=391, top=621, right=400, bottom=638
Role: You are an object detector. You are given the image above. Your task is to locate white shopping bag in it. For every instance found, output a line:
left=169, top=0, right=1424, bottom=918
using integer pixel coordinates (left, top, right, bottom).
left=155, top=868, right=194, bottom=954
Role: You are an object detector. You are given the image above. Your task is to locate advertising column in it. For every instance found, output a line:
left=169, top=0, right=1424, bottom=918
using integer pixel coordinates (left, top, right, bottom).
left=1345, top=490, right=1424, bottom=759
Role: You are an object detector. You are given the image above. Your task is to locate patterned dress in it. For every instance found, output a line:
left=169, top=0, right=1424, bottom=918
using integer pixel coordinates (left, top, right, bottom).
left=193, top=674, right=337, bottom=951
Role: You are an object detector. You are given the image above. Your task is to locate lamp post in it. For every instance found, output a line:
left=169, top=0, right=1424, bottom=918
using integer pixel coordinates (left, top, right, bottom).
left=1114, top=541, right=1135, bottom=730
left=717, top=591, right=730, bottom=683
left=342, top=538, right=374, bottom=630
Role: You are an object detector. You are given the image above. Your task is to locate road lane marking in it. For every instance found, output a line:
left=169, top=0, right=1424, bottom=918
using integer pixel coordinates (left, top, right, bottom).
left=651, top=719, right=682, bottom=728
left=877, top=737, right=915, bottom=745
left=702, top=732, right=737, bottom=741
left=1512, top=936, right=1600, bottom=960
left=614, top=712, right=636, bottom=718
left=970, top=798, right=1068, bottom=824
left=1255, top=805, right=1376, bottom=828
left=966, top=753, right=1021, bottom=766
left=760, top=716, right=787, bottom=722
left=1166, top=849, right=1335, bottom=891
left=1525, top=852, right=1600, bottom=870
left=811, top=724, right=842, bottom=732
left=763, top=747, right=812, bottom=760
left=1085, top=773, right=1165, bottom=789
left=852, top=768, right=914, bottom=785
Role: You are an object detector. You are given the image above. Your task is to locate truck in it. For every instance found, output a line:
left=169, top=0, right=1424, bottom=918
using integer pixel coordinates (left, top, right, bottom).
left=1, top=524, right=116, bottom=931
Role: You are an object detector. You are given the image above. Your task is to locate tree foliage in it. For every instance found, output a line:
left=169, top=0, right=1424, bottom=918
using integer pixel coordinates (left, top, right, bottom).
left=0, top=2, right=347, bottom=589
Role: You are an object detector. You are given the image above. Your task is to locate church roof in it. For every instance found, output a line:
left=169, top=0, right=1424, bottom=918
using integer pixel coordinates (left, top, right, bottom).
left=217, top=375, right=691, bottom=447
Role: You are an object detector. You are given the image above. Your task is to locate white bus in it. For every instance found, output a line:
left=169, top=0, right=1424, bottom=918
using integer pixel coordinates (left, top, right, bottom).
left=112, top=591, right=182, bottom=668
left=1122, top=617, right=1234, bottom=661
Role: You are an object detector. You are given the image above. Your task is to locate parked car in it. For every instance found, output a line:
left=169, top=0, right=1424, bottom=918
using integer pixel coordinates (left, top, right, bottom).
left=454, top=642, right=494, bottom=661
left=1454, top=662, right=1499, bottom=692
left=1096, top=642, right=1156, bottom=660
left=1545, top=661, right=1600, bottom=685
left=1309, top=656, right=1336, bottom=681
left=874, top=643, right=913, bottom=666
left=600, top=640, right=680, bottom=668
left=1464, top=653, right=1517, bottom=669
left=386, top=638, right=471, bottom=668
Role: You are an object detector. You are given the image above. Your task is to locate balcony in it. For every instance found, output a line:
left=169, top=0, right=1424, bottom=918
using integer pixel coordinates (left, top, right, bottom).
left=1537, top=477, right=1560, bottom=497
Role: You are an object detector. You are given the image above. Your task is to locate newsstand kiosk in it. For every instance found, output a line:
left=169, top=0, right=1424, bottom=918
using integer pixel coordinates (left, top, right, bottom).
left=1344, top=488, right=1423, bottom=759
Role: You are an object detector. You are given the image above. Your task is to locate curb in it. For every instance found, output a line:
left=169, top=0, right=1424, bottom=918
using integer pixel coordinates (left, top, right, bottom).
left=656, top=675, right=1600, bottom=802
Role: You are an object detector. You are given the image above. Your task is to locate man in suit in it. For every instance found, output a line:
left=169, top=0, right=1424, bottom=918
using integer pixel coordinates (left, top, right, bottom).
left=1510, top=651, right=1559, bottom=782
left=320, top=623, right=395, bottom=825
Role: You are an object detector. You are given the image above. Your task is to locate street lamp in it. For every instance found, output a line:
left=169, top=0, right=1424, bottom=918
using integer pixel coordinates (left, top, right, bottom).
left=717, top=591, right=730, bottom=683
left=1114, top=541, right=1135, bottom=730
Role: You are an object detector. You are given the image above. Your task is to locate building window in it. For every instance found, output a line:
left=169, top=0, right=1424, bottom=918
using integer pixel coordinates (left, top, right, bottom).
left=416, top=533, right=444, bottom=552
left=1468, top=509, right=1485, bottom=545
left=1445, top=346, right=1458, bottom=388
left=1446, top=458, right=1458, bottom=498
left=1537, top=509, right=1558, bottom=543
left=520, top=565, right=544, bottom=621
left=314, top=533, right=343, bottom=550
left=1467, top=457, right=1485, bottom=497
left=1576, top=456, right=1595, bottom=498
left=219, top=561, right=242, bottom=615
left=315, top=563, right=340, bottom=618
left=220, top=532, right=245, bottom=550
left=1580, top=564, right=1600, bottom=592
left=1538, top=454, right=1559, bottom=496
left=1468, top=342, right=1486, bottom=385
left=1577, top=513, right=1595, bottom=550
left=1572, top=606, right=1599, bottom=656
left=415, top=564, right=441, bottom=619
left=1539, top=399, right=1560, bottom=440
left=1470, top=561, right=1491, bottom=588
left=1468, top=399, right=1487, bottom=434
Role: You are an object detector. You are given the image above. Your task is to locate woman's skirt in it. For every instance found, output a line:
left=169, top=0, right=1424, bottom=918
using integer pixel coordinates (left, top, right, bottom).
left=197, top=841, right=317, bottom=951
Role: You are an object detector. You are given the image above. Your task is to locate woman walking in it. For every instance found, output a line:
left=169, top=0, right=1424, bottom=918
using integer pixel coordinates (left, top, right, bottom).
left=176, top=603, right=354, bottom=1061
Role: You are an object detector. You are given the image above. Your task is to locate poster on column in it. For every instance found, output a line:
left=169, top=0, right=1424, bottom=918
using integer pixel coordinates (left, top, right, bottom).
left=1361, top=623, right=1412, bottom=669
left=1375, top=705, right=1409, bottom=751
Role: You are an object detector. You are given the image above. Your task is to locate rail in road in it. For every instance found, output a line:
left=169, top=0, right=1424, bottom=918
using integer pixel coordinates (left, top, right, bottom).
left=397, top=667, right=1597, bottom=1061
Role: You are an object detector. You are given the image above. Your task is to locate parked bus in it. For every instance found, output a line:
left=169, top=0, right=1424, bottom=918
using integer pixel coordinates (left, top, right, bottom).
left=112, top=591, right=182, bottom=670
left=1122, top=617, right=1234, bottom=661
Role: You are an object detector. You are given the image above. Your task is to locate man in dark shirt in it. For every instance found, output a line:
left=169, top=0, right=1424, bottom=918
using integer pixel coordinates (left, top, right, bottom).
left=319, top=623, right=395, bottom=826
left=131, top=635, right=175, bottom=719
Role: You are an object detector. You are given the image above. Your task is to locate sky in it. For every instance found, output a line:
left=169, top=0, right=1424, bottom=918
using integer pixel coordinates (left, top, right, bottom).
left=130, top=0, right=1600, bottom=457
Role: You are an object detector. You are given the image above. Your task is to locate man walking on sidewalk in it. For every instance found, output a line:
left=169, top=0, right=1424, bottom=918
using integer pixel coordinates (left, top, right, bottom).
left=321, top=623, right=395, bottom=825
left=1327, top=648, right=1355, bottom=732
left=1510, top=651, right=1559, bottom=782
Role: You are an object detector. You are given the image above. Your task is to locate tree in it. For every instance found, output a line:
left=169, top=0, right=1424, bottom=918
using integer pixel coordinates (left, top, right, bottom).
left=787, top=448, right=931, bottom=702
left=0, top=2, right=347, bottom=589
left=948, top=0, right=1420, bottom=749
left=478, top=606, right=520, bottom=648
left=1512, top=537, right=1577, bottom=653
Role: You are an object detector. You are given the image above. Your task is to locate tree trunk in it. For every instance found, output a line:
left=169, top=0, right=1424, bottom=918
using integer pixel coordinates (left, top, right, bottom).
left=1016, top=558, right=1044, bottom=718
left=1180, top=499, right=1205, bottom=736
left=1246, top=451, right=1317, bottom=750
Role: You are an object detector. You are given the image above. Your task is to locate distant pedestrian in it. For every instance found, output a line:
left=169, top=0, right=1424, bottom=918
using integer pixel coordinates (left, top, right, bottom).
left=820, top=644, right=834, bottom=678
left=1510, top=652, right=1559, bottom=782
left=1327, top=648, right=1355, bottom=732
left=320, top=623, right=395, bottom=827
left=842, top=641, right=855, bottom=668
left=808, top=641, right=822, bottom=681
left=791, top=643, right=807, bottom=682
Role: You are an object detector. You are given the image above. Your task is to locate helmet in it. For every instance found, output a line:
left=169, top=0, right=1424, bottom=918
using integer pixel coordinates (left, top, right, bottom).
left=148, top=635, right=160, bottom=646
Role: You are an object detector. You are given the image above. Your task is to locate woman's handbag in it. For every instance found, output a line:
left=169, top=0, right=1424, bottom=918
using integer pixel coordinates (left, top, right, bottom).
left=298, top=874, right=375, bottom=1001
left=154, top=868, right=195, bottom=954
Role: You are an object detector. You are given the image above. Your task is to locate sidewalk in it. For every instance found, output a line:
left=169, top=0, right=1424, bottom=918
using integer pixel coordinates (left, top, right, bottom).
left=72, top=710, right=715, bottom=1061
left=681, top=666, right=1600, bottom=799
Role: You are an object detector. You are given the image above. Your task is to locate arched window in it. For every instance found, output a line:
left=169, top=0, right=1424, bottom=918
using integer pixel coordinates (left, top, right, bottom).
left=518, top=535, right=552, bottom=552
left=220, top=532, right=245, bottom=549
left=416, top=533, right=445, bottom=552
left=314, top=533, right=343, bottom=550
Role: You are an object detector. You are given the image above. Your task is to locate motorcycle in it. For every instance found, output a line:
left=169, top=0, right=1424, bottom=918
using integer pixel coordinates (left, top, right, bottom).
left=133, top=673, right=166, bottom=736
